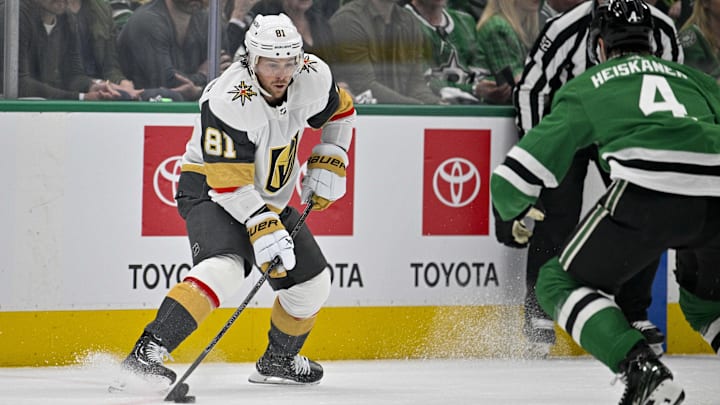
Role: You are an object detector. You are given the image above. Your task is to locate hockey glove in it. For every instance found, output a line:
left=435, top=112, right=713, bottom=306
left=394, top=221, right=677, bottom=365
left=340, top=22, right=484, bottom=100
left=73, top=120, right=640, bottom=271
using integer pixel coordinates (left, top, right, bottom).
left=493, top=205, right=545, bottom=248
left=246, top=211, right=295, bottom=276
left=301, top=143, right=348, bottom=211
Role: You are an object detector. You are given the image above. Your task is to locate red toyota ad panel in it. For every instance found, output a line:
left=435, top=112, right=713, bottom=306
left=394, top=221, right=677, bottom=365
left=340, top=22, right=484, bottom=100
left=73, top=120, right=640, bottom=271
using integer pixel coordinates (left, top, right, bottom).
left=289, top=128, right=355, bottom=236
left=423, top=129, right=491, bottom=236
left=142, top=126, right=192, bottom=236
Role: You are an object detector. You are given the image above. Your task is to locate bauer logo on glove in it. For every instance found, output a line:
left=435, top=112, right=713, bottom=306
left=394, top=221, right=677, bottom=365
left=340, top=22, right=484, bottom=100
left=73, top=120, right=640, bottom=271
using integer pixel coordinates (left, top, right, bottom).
left=301, top=143, right=348, bottom=211
left=246, top=211, right=296, bottom=277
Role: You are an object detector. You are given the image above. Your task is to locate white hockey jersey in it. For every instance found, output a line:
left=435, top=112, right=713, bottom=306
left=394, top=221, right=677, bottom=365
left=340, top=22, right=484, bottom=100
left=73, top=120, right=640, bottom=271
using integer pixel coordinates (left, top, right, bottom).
left=180, top=53, right=355, bottom=217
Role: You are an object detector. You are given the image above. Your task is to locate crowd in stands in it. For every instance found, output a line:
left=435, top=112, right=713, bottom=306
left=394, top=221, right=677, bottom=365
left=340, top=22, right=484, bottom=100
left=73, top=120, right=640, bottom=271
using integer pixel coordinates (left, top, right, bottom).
left=0, top=0, right=709, bottom=103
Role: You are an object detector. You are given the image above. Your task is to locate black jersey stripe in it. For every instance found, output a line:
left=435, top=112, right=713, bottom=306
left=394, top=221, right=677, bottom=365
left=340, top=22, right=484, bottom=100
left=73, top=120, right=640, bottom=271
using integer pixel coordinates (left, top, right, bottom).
left=504, top=156, right=544, bottom=187
left=609, top=158, right=720, bottom=177
left=563, top=292, right=606, bottom=337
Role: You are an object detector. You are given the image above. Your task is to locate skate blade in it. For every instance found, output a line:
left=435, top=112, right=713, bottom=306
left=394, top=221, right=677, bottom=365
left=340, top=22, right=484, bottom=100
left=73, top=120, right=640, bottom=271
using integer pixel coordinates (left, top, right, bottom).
left=109, top=369, right=173, bottom=394
left=248, top=371, right=321, bottom=386
left=646, top=379, right=685, bottom=405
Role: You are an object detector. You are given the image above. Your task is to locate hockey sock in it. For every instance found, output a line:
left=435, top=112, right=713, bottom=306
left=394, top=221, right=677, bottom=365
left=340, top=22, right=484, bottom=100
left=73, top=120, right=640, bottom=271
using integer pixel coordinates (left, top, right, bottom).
left=679, top=287, right=720, bottom=354
left=266, top=297, right=317, bottom=356
left=145, top=282, right=213, bottom=351
left=536, top=260, right=644, bottom=372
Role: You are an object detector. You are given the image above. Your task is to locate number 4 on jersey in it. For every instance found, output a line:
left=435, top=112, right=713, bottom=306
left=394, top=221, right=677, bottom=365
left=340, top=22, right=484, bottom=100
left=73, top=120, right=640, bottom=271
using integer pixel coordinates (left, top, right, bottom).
left=639, top=75, right=687, bottom=118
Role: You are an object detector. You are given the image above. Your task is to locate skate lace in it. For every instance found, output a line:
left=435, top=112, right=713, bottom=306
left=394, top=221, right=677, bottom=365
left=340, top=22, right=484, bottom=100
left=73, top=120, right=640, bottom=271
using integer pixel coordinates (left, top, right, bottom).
left=292, top=355, right=311, bottom=375
left=631, top=320, right=655, bottom=332
left=146, top=341, right=174, bottom=364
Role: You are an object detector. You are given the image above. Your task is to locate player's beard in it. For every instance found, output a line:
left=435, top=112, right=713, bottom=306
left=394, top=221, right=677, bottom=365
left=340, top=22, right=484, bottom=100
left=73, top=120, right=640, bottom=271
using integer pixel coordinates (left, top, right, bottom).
left=260, top=79, right=290, bottom=104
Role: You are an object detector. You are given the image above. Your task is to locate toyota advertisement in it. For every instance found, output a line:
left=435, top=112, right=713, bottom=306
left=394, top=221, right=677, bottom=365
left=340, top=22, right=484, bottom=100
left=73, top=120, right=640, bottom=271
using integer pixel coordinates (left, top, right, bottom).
left=0, top=111, right=537, bottom=311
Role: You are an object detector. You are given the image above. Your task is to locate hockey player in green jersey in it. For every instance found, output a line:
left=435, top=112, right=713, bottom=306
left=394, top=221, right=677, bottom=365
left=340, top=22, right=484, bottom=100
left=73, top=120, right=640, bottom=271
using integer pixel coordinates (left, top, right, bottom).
left=491, top=0, right=720, bottom=403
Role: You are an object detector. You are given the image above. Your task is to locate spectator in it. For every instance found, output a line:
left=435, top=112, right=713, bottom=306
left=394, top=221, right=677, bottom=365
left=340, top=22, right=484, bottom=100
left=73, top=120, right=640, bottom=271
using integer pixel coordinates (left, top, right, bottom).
left=0, top=0, right=118, bottom=100
left=646, top=0, right=694, bottom=26
left=678, top=0, right=720, bottom=79
left=224, top=0, right=257, bottom=56
left=475, top=0, right=540, bottom=104
left=403, top=0, right=485, bottom=103
left=117, top=0, right=232, bottom=101
left=329, top=0, right=440, bottom=104
left=67, top=0, right=143, bottom=99
left=107, top=0, right=145, bottom=36
left=447, top=0, right=485, bottom=20
left=539, top=0, right=585, bottom=27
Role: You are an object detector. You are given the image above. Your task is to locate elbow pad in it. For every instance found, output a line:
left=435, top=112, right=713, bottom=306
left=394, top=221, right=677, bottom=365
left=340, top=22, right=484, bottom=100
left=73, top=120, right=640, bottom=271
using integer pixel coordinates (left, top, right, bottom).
left=321, top=110, right=355, bottom=151
left=208, top=184, right=266, bottom=224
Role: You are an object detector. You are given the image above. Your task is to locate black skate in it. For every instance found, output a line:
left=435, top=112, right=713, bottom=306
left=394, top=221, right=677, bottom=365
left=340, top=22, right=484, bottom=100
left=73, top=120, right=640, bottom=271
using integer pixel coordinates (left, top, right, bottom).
left=631, top=320, right=665, bottom=357
left=617, top=345, right=684, bottom=405
left=112, top=332, right=177, bottom=391
left=248, top=353, right=324, bottom=385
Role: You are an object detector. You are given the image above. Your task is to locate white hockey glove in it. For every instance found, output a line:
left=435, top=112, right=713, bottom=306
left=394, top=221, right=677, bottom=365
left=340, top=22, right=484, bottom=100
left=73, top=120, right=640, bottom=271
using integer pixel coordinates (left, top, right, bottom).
left=301, top=143, right=348, bottom=211
left=493, top=205, right=545, bottom=248
left=246, top=211, right=295, bottom=276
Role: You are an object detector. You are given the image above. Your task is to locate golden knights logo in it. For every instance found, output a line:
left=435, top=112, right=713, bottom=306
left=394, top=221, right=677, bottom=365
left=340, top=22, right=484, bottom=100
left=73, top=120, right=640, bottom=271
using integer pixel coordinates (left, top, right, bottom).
left=227, top=81, right=257, bottom=105
left=265, top=131, right=299, bottom=193
left=299, top=55, right=318, bottom=74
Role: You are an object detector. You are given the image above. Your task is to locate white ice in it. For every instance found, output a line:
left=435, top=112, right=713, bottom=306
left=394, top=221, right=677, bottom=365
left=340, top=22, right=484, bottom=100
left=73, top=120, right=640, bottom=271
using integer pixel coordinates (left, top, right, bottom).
left=0, top=354, right=717, bottom=404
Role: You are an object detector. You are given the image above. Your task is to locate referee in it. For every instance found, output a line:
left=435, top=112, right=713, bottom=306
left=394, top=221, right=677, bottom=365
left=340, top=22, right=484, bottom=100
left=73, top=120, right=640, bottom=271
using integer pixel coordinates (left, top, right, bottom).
left=511, top=0, right=682, bottom=358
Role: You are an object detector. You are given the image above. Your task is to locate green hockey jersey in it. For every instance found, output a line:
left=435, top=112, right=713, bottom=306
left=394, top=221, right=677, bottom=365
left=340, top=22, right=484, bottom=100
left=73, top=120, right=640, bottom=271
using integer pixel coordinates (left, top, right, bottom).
left=492, top=54, right=720, bottom=221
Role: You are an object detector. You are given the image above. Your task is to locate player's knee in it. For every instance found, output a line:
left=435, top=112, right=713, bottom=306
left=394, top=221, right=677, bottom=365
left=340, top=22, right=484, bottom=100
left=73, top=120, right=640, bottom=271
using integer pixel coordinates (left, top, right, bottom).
left=535, top=259, right=579, bottom=319
left=183, top=254, right=246, bottom=307
left=277, top=268, right=331, bottom=318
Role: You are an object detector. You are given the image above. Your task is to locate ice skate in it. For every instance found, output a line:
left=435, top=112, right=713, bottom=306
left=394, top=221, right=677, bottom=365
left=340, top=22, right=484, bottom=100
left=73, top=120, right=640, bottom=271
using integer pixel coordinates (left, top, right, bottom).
left=249, top=352, right=324, bottom=385
left=617, top=345, right=684, bottom=405
left=524, top=317, right=556, bottom=359
left=110, top=332, right=176, bottom=392
left=631, top=320, right=665, bottom=357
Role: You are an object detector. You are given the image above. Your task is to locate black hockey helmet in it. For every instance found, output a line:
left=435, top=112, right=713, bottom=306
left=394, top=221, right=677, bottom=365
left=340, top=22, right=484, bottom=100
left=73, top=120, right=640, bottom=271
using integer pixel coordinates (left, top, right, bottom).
left=595, top=0, right=653, bottom=56
left=587, top=0, right=612, bottom=64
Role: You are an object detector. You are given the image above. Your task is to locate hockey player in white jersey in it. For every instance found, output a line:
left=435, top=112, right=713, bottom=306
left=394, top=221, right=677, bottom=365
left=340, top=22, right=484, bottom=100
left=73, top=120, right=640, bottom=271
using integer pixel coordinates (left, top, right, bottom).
left=117, top=13, right=356, bottom=388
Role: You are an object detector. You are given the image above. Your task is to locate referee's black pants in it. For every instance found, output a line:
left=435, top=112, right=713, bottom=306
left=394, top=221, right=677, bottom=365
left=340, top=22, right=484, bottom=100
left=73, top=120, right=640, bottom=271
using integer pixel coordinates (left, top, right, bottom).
left=525, top=146, right=659, bottom=329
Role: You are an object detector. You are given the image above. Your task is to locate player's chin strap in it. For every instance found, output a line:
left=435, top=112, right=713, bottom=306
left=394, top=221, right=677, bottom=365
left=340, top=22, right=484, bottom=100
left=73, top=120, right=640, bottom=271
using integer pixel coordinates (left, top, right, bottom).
left=164, top=198, right=315, bottom=402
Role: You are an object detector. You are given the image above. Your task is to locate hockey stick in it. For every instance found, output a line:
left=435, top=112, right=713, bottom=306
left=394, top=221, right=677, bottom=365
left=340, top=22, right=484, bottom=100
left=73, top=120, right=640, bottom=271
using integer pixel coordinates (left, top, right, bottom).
left=164, top=200, right=314, bottom=402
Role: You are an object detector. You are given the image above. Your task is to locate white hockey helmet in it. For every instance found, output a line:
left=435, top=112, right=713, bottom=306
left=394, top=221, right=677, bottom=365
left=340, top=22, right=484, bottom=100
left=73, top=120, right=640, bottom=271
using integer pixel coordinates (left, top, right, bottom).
left=244, top=13, right=304, bottom=68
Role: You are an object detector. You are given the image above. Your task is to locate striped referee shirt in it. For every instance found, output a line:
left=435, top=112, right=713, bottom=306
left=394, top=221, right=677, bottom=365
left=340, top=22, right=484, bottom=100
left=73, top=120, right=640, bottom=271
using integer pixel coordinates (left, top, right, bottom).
left=514, top=1, right=682, bottom=136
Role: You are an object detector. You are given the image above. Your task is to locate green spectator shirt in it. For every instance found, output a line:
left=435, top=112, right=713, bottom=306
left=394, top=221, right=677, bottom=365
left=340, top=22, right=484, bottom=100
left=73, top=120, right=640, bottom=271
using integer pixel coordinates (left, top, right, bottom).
left=678, top=24, right=720, bottom=80
left=476, top=14, right=528, bottom=81
left=404, top=4, right=483, bottom=95
left=492, top=54, right=720, bottom=221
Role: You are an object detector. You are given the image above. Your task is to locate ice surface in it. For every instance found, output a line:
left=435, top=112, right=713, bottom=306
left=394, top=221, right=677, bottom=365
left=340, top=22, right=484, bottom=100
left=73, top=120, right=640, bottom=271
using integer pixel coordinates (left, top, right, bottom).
left=0, top=353, right=717, bottom=404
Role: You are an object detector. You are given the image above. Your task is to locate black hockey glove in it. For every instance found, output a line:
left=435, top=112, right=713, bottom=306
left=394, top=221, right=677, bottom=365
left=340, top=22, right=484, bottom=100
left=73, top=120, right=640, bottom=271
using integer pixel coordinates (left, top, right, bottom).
left=493, top=205, right=545, bottom=248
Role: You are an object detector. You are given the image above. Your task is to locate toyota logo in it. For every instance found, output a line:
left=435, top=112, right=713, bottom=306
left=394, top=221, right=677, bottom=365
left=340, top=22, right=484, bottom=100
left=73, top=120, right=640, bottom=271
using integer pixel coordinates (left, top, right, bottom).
left=154, top=156, right=183, bottom=207
left=433, top=157, right=480, bottom=208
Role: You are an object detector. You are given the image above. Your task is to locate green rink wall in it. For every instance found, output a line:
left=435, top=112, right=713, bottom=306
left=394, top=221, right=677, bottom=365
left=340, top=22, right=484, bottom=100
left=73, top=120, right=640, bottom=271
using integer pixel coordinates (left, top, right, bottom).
left=0, top=101, right=712, bottom=367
